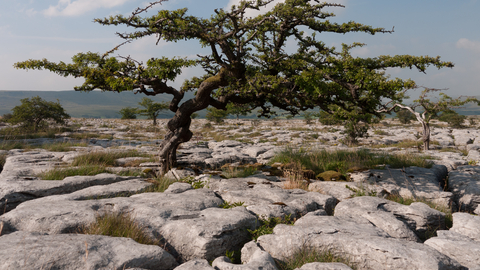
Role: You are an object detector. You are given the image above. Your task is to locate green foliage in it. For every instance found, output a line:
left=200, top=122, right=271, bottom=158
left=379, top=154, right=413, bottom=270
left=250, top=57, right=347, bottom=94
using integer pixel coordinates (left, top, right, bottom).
left=317, top=111, right=342, bottom=126
left=396, top=109, right=416, bottom=124
left=437, top=110, right=466, bottom=128
left=8, top=96, right=70, bottom=132
left=206, top=107, right=229, bottom=123
left=79, top=211, right=158, bottom=245
left=248, top=215, right=295, bottom=241
left=119, top=107, right=138, bottom=119
left=137, top=97, right=169, bottom=125
left=1, top=113, right=13, bottom=123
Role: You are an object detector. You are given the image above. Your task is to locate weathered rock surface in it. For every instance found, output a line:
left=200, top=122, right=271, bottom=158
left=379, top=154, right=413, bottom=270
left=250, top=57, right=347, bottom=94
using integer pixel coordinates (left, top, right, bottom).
left=0, top=231, right=178, bottom=270
left=425, top=230, right=480, bottom=269
left=448, top=166, right=480, bottom=213
left=210, top=177, right=337, bottom=218
left=334, top=196, right=446, bottom=242
left=256, top=214, right=464, bottom=270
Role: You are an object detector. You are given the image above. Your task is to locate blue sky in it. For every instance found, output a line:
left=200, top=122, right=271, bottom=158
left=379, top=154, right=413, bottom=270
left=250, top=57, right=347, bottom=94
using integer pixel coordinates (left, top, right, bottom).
left=1, top=0, right=479, bottom=99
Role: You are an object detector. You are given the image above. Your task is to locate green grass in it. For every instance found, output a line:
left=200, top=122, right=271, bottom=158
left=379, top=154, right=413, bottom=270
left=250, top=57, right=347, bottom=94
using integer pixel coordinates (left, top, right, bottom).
left=39, top=165, right=111, bottom=180
left=276, top=246, right=355, bottom=270
left=0, top=126, right=70, bottom=140
left=269, top=148, right=433, bottom=178
left=221, top=166, right=258, bottom=179
left=71, top=150, right=149, bottom=167
left=78, top=211, right=158, bottom=245
left=219, top=201, right=245, bottom=209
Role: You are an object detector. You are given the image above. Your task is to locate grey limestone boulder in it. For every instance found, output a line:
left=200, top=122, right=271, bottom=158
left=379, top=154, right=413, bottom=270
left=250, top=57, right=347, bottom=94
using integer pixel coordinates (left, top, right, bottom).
left=0, top=189, right=223, bottom=236
left=159, top=206, right=258, bottom=262
left=256, top=214, right=463, bottom=270
left=215, top=179, right=337, bottom=218
left=425, top=230, right=480, bottom=269
left=0, top=231, right=178, bottom=270
left=448, top=166, right=480, bottom=213
left=334, top=196, right=446, bottom=242
left=449, top=212, right=480, bottom=241
left=349, top=165, right=453, bottom=208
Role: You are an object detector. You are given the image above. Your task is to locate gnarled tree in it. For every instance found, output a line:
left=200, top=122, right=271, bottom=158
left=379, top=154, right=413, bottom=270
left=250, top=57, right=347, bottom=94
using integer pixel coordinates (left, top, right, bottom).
left=379, top=87, right=480, bottom=150
left=15, top=0, right=454, bottom=174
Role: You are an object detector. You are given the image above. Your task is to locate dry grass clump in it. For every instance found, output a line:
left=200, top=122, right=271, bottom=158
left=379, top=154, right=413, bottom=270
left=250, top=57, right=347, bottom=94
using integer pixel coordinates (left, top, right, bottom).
left=39, top=165, right=111, bottom=180
left=71, top=150, right=149, bottom=167
left=79, top=211, right=158, bottom=245
left=276, top=245, right=355, bottom=270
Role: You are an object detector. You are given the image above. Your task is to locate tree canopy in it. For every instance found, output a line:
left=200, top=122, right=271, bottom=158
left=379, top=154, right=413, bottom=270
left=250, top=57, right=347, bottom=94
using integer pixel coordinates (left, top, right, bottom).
left=14, top=0, right=454, bottom=174
left=8, top=96, right=70, bottom=131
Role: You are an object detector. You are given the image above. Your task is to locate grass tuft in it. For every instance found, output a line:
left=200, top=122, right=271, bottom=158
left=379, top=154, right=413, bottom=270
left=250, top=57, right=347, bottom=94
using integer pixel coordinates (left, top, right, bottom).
left=276, top=245, right=355, bottom=270
left=79, top=211, right=158, bottom=245
left=270, top=148, right=433, bottom=180
left=221, top=166, right=258, bottom=179
left=71, top=150, right=148, bottom=167
left=39, top=165, right=110, bottom=180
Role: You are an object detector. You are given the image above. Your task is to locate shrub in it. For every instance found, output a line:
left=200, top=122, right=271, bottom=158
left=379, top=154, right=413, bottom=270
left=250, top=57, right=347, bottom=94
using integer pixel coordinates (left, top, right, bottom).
left=438, top=110, right=466, bottom=128
left=317, top=111, right=342, bottom=125
left=119, top=107, right=138, bottom=119
left=302, top=112, right=315, bottom=124
left=8, top=96, right=70, bottom=131
left=206, top=107, right=229, bottom=123
left=396, top=109, right=416, bottom=124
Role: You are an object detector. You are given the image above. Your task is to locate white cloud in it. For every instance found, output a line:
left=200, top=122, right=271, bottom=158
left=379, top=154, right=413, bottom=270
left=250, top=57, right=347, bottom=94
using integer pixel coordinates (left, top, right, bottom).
left=456, top=38, right=480, bottom=54
left=43, top=0, right=130, bottom=17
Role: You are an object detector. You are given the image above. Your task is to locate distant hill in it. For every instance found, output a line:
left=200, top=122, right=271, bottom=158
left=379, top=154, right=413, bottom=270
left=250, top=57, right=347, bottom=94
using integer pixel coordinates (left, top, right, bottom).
left=0, top=91, right=479, bottom=119
left=0, top=91, right=180, bottom=119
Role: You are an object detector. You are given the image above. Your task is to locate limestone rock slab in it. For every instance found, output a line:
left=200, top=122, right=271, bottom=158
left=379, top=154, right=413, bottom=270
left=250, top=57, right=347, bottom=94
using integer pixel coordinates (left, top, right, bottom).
left=0, top=231, right=178, bottom=270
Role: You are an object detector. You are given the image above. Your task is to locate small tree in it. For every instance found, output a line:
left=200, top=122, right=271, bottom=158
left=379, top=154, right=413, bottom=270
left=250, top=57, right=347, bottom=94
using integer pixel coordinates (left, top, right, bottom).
left=437, top=109, right=466, bottom=128
left=14, top=1, right=455, bottom=175
left=396, top=109, right=416, bottom=124
left=380, top=88, right=480, bottom=150
left=8, top=96, right=70, bottom=131
left=206, top=107, right=229, bottom=124
left=119, top=107, right=138, bottom=119
left=137, top=97, right=169, bottom=125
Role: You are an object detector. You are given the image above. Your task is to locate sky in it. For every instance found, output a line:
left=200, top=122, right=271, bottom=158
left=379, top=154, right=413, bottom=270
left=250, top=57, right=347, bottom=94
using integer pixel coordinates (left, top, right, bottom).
left=1, top=0, right=479, bottom=99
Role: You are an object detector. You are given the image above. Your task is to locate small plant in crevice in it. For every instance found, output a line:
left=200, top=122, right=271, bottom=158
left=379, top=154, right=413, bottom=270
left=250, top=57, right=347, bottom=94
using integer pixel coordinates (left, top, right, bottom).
left=219, top=201, right=245, bottom=209
left=225, top=248, right=242, bottom=264
left=248, top=215, right=295, bottom=241
left=275, top=245, right=356, bottom=270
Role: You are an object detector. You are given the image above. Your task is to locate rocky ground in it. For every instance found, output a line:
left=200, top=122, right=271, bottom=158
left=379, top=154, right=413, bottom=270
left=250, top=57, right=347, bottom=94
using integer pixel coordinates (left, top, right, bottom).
left=0, top=118, right=480, bottom=270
